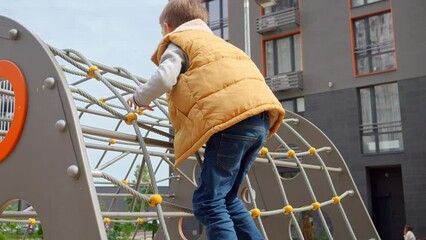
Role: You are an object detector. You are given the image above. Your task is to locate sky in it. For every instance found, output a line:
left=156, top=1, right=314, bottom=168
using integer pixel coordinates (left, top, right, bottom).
left=0, top=0, right=168, bottom=77
left=0, top=0, right=171, bottom=184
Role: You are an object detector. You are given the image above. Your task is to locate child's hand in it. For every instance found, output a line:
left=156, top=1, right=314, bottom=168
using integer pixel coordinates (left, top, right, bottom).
left=141, top=104, right=154, bottom=111
left=127, top=97, right=154, bottom=111
left=127, top=97, right=139, bottom=111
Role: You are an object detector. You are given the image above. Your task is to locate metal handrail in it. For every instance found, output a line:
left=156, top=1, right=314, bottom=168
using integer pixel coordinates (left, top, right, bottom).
left=354, top=41, right=394, bottom=55
left=360, top=120, right=402, bottom=131
left=208, top=17, right=228, bottom=30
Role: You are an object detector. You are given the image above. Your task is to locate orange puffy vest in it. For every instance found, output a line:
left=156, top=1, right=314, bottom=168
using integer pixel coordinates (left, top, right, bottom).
left=152, top=29, right=285, bottom=168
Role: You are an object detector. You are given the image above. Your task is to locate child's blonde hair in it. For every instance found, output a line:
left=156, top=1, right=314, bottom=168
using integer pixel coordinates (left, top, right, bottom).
left=159, top=0, right=208, bottom=29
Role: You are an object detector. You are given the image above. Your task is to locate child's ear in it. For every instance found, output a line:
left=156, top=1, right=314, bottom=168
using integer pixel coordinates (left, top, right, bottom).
left=164, top=22, right=174, bottom=34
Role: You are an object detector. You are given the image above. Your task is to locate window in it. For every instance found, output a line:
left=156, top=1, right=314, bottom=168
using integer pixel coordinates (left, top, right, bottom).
left=264, top=0, right=297, bottom=14
left=265, top=34, right=301, bottom=78
left=359, top=83, right=403, bottom=154
left=203, top=0, right=229, bottom=40
left=281, top=97, right=305, bottom=113
left=353, top=12, right=396, bottom=75
left=352, top=0, right=383, bottom=8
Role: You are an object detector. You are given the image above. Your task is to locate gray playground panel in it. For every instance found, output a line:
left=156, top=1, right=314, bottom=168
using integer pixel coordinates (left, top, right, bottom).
left=0, top=15, right=380, bottom=240
left=0, top=16, right=106, bottom=239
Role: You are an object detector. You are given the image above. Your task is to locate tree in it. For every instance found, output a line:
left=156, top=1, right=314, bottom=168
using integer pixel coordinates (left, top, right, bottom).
left=107, top=164, right=159, bottom=239
left=0, top=203, right=44, bottom=239
left=125, top=164, right=159, bottom=237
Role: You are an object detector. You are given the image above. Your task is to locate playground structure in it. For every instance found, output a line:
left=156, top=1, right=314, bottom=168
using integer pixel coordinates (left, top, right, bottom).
left=0, top=15, right=381, bottom=239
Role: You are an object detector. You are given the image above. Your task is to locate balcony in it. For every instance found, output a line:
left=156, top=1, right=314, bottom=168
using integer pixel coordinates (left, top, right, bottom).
left=265, top=71, right=303, bottom=92
left=256, top=7, right=299, bottom=34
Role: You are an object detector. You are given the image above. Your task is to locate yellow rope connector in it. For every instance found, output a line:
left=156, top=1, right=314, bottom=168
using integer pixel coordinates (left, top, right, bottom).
left=104, top=218, right=111, bottom=224
left=137, top=108, right=144, bottom=116
left=283, top=205, right=293, bottom=215
left=99, top=97, right=106, bottom=103
left=149, top=194, right=163, bottom=207
left=309, top=147, right=316, bottom=156
left=109, top=138, right=116, bottom=145
left=28, top=218, right=36, bottom=226
left=250, top=208, right=261, bottom=218
left=121, top=179, right=128, bottom=185
left=259, top=147, right=269, bottom=157
left=137, top=218, right=144, bottom=225
left=125, top=113, right=137, bottom=125
left=287, top=149, right=295, bottom=159
left=87, top=65, right=99, bottom=79
left=332, top=196, right=340, bottom=204
left=312, top=202, right=321, bottom=211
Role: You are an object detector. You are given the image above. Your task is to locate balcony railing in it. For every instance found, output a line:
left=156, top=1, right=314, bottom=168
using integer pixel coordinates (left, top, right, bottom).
left=265, top=71, right=303, bottom=91
left=256, top=7, right=299, bottom=33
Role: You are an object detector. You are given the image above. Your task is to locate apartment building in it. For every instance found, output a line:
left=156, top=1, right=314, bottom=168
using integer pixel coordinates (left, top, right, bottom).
left=207, top=0, right=425, bottom=239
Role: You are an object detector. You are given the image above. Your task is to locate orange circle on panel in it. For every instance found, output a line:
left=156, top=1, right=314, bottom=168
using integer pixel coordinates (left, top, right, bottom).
left=0, top=60, right=27, bottom=163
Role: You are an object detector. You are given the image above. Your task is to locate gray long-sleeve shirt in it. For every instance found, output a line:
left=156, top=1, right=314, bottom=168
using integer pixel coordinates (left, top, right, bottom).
left=133, top=43, right=187, bottom=106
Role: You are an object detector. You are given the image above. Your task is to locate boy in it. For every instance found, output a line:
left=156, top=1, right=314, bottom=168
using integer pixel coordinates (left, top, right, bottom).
left=130, top=0, right=285, bottom=239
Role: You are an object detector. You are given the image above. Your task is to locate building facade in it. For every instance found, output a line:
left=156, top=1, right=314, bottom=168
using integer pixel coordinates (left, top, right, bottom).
left=224, top=0, right=426, bottom=239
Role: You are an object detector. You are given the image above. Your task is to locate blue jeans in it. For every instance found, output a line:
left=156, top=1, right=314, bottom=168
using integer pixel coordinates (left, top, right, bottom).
left=193, top=112, right=269, bottom=240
